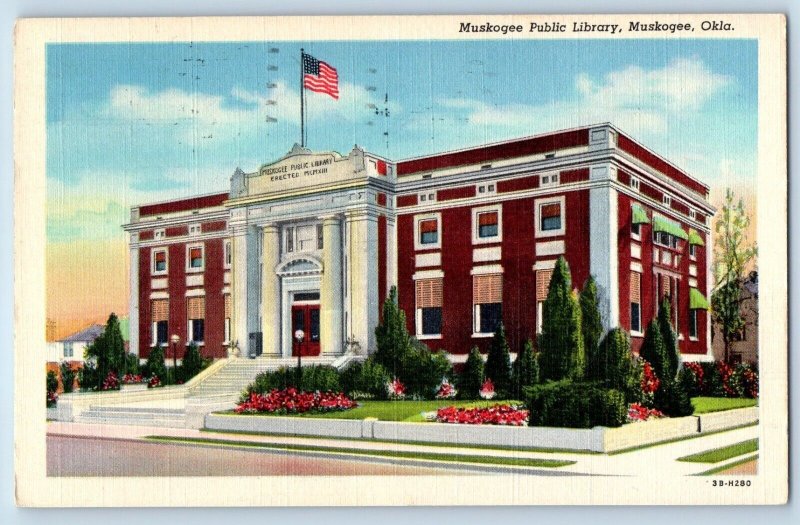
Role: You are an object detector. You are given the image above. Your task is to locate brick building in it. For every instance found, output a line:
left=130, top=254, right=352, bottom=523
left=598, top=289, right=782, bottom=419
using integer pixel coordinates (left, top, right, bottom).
left=124, top=123, right=715, bottom=363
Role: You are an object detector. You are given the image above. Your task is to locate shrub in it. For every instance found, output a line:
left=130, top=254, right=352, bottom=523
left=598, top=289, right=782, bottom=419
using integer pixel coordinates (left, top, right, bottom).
left=399, top=341, right=453, bottom=399
left=340, top=359, right=390, bottom=400
left=59, top=361, right=76, bottom=394
left=591, top=328, right=632, bottom=391
left=657, top=298, right=680, bottom=381
left=484, top=324, right=512, bottom=397
left=77, top=361, right=99, bottom=391
left=737, top=363, right=759, bottom=398
left=145, top=346, right=168, bottom=384
left=457, top=347, right=484, bottom=400
left=245, top=365, right=342, bottom=398
left=85, top=313, right=127, bottom=389
left=511, top=339, right=539, bottom=399
left=639, top=319, right=669, bottom=383
left=654, top=379, right=695, bottom=417
left=679, top=362, right=705, bottom=397
left=373, top=286, right=412, bottom=377
left=46, top=370, right=59, bottom=396
left=538, top=257, right=585, bottom=381
left=125, top=352, right=140, bottom=375
left=580, top=276, right=604, bottom=378
left=178, top=343, right=204, bottom=383
left=524, top=380, right=626, bottom=428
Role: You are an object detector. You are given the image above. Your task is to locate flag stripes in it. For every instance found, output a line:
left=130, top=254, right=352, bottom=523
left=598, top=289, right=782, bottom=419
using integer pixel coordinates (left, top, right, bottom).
left=302, top=53, right=339, bottom=99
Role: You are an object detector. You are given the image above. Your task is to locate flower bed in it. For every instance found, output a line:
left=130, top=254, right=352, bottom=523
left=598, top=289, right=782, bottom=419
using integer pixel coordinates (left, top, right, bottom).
left=627, top=403, right=664, bottom=423
left=435, top=404, right=529, bottom=426
left=235, top=388, right=357, bottom=415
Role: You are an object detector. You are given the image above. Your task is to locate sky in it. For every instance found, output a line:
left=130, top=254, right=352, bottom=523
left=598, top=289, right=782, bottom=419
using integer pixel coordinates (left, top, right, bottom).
left=45, top=39, right=758, bottom=339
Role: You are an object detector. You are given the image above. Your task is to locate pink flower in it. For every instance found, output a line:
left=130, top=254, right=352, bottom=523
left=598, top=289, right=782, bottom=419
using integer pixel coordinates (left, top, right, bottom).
left=479, top=379, right=495, bottom=400
left=435, top=378, right=457, bottom=399
left=386, top=378, right=406, bottom=400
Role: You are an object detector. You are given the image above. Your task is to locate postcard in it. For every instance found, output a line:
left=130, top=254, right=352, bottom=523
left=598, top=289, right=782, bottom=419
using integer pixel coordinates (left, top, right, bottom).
left=14, top=13, right=787, bottom=506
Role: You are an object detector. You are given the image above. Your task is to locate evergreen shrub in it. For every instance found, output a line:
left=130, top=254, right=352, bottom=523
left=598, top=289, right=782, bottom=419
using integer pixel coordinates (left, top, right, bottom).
left=524, top=380, right=626, bottom=428
left=458, top=347, right=484, bottom=400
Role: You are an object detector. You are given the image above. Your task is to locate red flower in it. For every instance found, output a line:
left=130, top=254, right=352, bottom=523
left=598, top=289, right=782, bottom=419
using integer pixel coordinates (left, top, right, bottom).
left=641, top=361, right=660, bottom=394
left=435, top=404, right=529, bottom=426
left=627, top=403, right=664, bottom=422
left=235, top=388, right=357, bottom=414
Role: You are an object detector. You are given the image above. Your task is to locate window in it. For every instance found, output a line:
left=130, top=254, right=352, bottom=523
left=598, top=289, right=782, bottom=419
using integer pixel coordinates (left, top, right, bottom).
left=689, top=209, right=697, bottom=220
left=663, top=195, right=672, bottom=206
left=653, top=231, right=679, bottom=250
left=63, top=342, right=73, bottom=358
left=630, top=177, right=640, bottom=191
left=223, top=294, right=232, bottom=343
left=189, top=223, right=201, bottom=236
left=477, top=183, right=496, bottom=195
left=187, top=245, right=204, bottom=271
left=472, top=206, right=502, bottom=244
left=151, top=299, right=169, bottom=346
left=187, top=297, right=205, bottom=344
left=285, top=227, right=295, bottom=253
left=154, top=229, right=165, bottom=240
left=689, top=309, right=698, bottom=339
left=223, top=240, right=232, bottom=269
left=419, top=192, right=436, bottom=202
left=631, top=222, right=641, bottom=240
left=473, top=274, right=502, bottom=335
left=630, top=271, right=642, bottom=334
left=415, top=278, right=443, bottom=337
left=317, top=224, right=324, bottom=250
left=152, top=249, right=168, bottom=274
left=536, top=197, right=565, bottom=237
left=689, top=244, right=697, bottom=259
left=536, top=269, right=553, bottom=333
left=414, top=214, right=441, bottom=250
left=540, top=173, right=559, bottom=187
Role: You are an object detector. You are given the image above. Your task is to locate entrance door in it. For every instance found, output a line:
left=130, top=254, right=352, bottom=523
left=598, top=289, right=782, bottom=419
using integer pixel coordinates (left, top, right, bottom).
left=291, top=304, right=321, bottom=356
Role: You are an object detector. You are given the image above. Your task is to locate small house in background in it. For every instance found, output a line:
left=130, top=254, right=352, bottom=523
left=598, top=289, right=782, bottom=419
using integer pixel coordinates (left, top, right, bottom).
left=46, top=324, right=104, bottom=365
left=712, top=271, right=759, bottom=365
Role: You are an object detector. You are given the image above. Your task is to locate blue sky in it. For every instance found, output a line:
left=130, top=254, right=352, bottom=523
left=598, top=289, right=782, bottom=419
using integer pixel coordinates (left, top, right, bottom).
left=46, top=39, right=757, bottom=243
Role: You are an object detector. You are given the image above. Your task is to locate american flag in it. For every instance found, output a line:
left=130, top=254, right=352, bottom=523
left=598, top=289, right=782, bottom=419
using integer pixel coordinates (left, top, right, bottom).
left=302, top=53, right=339, bottom=100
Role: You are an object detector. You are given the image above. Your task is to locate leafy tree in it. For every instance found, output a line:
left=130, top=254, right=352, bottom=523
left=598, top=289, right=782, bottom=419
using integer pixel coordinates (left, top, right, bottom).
left=511, top=338, right=539, bottom=399
left=711, top=188, right=757, bottom=363
left=179, top=342, right=204, bottom=383
left=458, top=347, right=484, bottom=400
left=77, top=361, right=98, bottom=391
left=657, top=297, right=680, bottom=381
left=484, top=323, right=512, bottom=397
left=639, top=319, right=669, bottom=382
left=593, top=328, right=632, bottom=390
left=59, top=361, right=76, bottom=394
left=538, top=257, right=585, bottom=381
left=579, top=276, right=604, bottom=378
left=373, top=286, right=412, bottom=377
left=145, top=346, right=168, bottom=382
left=85, top=313, right=127, bottom=389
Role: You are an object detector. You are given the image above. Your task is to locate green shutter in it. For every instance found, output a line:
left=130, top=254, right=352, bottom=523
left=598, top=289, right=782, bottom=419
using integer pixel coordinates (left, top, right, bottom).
left=689, top=288, right=710, bottom=310
left=688, top=229, right=705, bottom=246
left=631, top=204, right=650, bottom=225
left=652, top=215, right=689, bottom=240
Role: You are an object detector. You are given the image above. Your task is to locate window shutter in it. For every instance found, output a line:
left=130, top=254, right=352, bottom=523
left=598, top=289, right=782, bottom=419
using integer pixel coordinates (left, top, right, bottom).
left=416, top=279, right=443, bottom=308
left=419, top=219, right=438, bottom=233
left=630, top=272, right=641, bottom=303
left=473, top=274, right=502, bottom=304
left=224, top=294, right=231, bottom=319
left=536, top=270, right=553, bottom=301
left=187, top=297, right=205, bottom=320
left=152, top=299, right=169, bottom=322
left=661, top=275, right=671, bottom=297
left=541, top=203, right=561, bottom=218
left=478, top=211, right=498, bottom=226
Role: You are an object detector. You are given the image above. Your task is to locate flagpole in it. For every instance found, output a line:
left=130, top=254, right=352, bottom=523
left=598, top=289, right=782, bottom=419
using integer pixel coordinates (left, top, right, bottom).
left=300, top=48, right=305, bottom=147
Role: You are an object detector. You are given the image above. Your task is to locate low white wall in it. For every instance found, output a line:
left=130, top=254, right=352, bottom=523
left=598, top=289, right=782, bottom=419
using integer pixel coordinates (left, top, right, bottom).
left=205, top=413, right=368, bottom=439
left=697, top=407, right=759, bottom=433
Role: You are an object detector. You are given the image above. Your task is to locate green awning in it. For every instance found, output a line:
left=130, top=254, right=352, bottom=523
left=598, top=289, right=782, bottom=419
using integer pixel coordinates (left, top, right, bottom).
left=689, top=288, right=710, bottom=310
left=631, top=204, right=650, bottom=225
left=688, top=229, right=705, bottom=246
left=652, top=215, right=689, bottom=240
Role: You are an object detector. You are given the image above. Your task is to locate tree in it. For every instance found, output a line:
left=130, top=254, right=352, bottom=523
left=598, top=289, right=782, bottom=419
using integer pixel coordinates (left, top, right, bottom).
left=145, top=346, right=168, bottom=382
left=484, top=324, right=512, bottom=397
left=85, top=313, right=127, bottom=390
left=657, top=297, right=680, bottom=381
left=639, top=319, right=669, bottom=382
left=373, top=286, right=412, bottom=377
left=579, top=276, right=604, bottom=379
left=594, top=328, right=632, bottom=390
left=59, top=361, right=76, bottom=394
left=538, top=257, right=585, bottom=381
left=511, top=338, right=539, bottom=399
left=712, top=188, right=757, bottom=363
left=458, top=347, right=484, bottom=400
left=180, top=342, right=204, bottom=383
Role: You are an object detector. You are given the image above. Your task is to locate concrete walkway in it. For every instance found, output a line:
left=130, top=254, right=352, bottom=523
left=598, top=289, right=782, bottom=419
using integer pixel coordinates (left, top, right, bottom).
left=46, top=420, right=759, bottom=477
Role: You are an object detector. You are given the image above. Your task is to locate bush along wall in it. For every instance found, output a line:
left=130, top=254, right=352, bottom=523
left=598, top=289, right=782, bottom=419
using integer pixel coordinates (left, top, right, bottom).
left=680, top=361, right=759, bottom=399
left=524, top=380, right=626, bottom=428
left=510, top=339, right=539, bottom=400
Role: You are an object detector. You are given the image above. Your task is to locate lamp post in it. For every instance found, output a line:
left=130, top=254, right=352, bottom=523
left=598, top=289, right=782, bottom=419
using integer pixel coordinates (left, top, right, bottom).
left=170, top=334, right=180, bottom=378
left=294, top=329, right=305, bottom=385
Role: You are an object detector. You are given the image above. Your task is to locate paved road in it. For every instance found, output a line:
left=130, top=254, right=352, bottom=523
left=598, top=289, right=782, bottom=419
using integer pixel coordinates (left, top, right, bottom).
left=47, top=435, right=474, bottom=477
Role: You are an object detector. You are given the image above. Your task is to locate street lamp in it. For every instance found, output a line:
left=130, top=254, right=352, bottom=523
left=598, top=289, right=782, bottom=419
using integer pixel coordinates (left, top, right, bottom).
left=170, top=334, right=180, bottom=378
left=294, top=329, right=305, bottom=385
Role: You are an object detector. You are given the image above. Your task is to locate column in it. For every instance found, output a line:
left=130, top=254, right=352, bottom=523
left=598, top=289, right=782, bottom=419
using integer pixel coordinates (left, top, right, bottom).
left=261, top=224, right=281, bottom=356
left=346, top=209, right=380, bottom=354
left=128, top=237, right=140, bottom=356
left=231, top=229, right=249, bottom=357
left=589, top=164, right=620, bottom=331
left=320, top=215, right=344, bottom=355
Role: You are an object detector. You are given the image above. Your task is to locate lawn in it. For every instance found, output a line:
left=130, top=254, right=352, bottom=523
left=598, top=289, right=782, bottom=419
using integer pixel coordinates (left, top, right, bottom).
left=691, top=397, right=758, bottom=414
left=678, top=439, right=758, bottom=463
left=232, top=399, right=523, bottom=422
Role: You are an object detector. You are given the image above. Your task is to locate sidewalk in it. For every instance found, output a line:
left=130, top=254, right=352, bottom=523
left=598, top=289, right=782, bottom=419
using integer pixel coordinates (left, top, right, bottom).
left=46, top=420, right=759, bottom=476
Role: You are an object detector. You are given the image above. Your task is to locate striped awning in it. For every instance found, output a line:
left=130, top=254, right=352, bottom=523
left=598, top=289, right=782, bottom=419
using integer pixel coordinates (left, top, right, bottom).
left=631, top=204, right=650, bottom=225
left=652, top=215, right=689, bottom=240
left=689, top=288, right=710, bottom=310
left=688, top=229, right=705, bottom=246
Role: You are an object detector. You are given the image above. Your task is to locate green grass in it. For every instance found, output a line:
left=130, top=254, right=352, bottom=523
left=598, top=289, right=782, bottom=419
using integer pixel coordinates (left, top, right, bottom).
left=608, top=422, right=759, bottom=456
left=697, top=454, right=759, bottom=476
left=227, top=399, right=523, bottom=422
left=147, top=435, right=575, bottom=469
left=691, top=397, right=758, bottom=414
left=678, top=439, right=759, bottom=463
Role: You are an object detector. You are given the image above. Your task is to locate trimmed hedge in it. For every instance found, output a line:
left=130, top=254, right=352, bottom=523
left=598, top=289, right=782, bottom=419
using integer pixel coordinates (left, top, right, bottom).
left=244, top=365, right=341, bottom=399
left=524, top=380, right=627, bottom=428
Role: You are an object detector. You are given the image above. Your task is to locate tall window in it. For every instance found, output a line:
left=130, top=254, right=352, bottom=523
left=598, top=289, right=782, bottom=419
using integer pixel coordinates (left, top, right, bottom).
left=631, top=222, right=641, bottom=239
left=540, top=203, right=561, bottom=231
left=415, top=278, right=443, bottom=336
left=187, top=297, right=205, bottom=344
left=473, top=274, right=502, bottom=334
left=63, top=342, right=73, bottom=358
left=630, top=271, right=642, bottom=333
left=224, top=294, right=232, bottom=343
left=152, top=249, right=167, bottom=274
left=151, top=299, right=169, bottom=346
left=536, top=197, right=565, bottom=237
left=187, top=245, right=204, bottom=271
left=536, top=269, right=553, bottom=333
left=689, top=309, right=698, bottom=339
